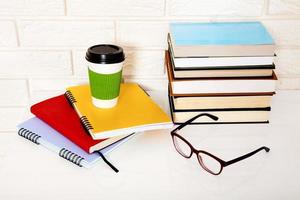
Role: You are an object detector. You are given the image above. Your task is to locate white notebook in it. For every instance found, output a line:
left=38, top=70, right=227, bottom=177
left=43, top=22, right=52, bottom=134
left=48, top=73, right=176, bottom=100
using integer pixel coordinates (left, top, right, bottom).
left=17, top=117, right=134, bottom=169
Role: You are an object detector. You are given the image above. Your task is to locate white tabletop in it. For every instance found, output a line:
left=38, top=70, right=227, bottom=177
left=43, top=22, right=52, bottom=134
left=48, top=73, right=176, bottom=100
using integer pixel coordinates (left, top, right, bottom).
left=0, top=90, right=299, bottom=200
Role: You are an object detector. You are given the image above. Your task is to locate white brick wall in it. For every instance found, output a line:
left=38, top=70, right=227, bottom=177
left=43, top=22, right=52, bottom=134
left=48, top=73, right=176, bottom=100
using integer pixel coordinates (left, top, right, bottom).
left=68, top=0, right=165, bottom=16
left=0, top=21, right=17, bottom=47
left=19, top=20, right=115, bottom=47
left=117, top=21, right=169, bottom=48
left=275, top=48, right=300, bottom=76
left=0, top=50, right=71, bottom=77
left=0, top=0, right=300, bottom=131
left=0, top=80, right=28, bottom=106
left=169, top=0, right=265, bottom=16
left=268, top=0, right=300, bottom=15
left=0, top=0, right=65, bottom=16
left=263, top=20, right=300, bottom=45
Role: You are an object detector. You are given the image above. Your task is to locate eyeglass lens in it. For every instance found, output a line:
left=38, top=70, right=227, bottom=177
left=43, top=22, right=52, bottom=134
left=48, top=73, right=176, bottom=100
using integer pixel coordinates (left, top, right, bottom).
left=172, top=135, right=192, bottom=158
left=197, top=152, right=222, bottom=175
left=173, top=134, right=222, bottom=174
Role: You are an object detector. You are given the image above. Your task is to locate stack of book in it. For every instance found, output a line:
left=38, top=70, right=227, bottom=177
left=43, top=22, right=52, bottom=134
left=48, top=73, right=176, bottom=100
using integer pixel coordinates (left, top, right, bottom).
left=18, top=83, right=172, bottom=169
left=167, top=22, right=277, bottom=124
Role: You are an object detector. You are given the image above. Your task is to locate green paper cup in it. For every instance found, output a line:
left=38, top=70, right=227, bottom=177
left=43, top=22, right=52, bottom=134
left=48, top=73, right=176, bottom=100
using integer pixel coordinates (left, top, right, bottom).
left=86, top=44, right=125, bottom=108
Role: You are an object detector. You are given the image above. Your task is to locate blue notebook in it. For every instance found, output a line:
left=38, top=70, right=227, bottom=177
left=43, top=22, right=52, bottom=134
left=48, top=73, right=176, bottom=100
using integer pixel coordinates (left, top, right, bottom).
left=170, top=22, right=274, bottom=46
left=17, top=117, right=134, bottom=169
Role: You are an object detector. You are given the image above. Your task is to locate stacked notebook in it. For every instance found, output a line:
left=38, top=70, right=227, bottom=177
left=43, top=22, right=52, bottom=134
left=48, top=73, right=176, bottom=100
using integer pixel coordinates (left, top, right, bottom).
left=18, top=83, right=172, bottom=169
left=167, top=22, right=277, bottom=124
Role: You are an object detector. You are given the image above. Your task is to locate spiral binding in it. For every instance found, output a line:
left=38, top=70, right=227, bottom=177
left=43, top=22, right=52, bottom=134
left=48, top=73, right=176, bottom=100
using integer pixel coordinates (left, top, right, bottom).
left=80, top=116, right=94, bottom=133
left=59, top=148, right=84, bottom=167
left=18, top=128, right=41, bottom=144
left=65, top=90, right=77, bottom=107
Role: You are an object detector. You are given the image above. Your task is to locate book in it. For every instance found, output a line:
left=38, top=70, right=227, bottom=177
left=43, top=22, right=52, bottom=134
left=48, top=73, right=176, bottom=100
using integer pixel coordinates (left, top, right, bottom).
left=171, top=95, right=272, bottom=110
left=169, top=95, right=270, bottom=124
left=168, top=43, right=275, bottom=78
left=168, top=83, right=275, bottom=97
left=17, top=117, right=133, bottom=168
left=172, top=55, right=275, bottom=69
left=65, top=83, right=173, bottom=140
left=169, top=51, right=274, bottom=78
left=168, top=37, right=275, bottom=68
left=31, top=94, right=130, bottom=153
left=172, top=68, right=274, bottom=78
left=166, top=51, right=277, bottom=95
left=169, top=22, right=275, bottom=57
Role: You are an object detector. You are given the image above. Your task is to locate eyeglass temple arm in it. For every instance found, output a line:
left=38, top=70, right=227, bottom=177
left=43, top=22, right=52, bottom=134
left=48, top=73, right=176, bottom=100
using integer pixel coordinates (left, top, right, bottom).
left=171, top=113, right=218, bottom=134
left=223, top=146, right=270, bottom=167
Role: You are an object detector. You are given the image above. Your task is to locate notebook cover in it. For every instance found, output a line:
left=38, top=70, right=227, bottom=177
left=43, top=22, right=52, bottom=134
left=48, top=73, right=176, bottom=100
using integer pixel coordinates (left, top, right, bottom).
left=170, top=22, right=274, bottom=46
left=17, top=117, right=132, bottom=168
left=31, top=94, right=128, bottom=153
left=66, top=83, right=173, bottom=139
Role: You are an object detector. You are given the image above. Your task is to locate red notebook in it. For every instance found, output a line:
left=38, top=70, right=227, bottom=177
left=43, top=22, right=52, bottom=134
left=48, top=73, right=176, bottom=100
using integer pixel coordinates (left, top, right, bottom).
left=31, top=94, right=128, bottom=153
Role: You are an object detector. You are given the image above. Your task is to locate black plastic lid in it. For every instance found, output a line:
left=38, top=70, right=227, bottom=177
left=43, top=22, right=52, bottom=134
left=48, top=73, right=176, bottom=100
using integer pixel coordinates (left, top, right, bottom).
left=85, top=44, right=125, bottom=64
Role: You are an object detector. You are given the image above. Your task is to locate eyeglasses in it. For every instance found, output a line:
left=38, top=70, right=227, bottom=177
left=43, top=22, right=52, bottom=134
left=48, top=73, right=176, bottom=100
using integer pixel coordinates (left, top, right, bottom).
left=171, top=113, right=270, bottom=175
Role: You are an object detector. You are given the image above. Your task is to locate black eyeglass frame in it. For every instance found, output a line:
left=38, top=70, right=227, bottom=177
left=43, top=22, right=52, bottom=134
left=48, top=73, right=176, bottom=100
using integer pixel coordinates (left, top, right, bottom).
left=171, top=113, right=270, bottom=175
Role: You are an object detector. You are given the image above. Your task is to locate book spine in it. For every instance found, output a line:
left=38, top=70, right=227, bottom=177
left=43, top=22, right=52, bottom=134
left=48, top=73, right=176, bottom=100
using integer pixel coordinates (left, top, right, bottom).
left=18, top=128, right=41, bottom=144
left=59, top=148, right=84, bottom=167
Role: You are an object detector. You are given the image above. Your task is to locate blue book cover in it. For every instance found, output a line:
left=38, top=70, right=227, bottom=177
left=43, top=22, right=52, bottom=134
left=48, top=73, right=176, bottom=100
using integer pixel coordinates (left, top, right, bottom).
left=17, top=117, right=134, bottom=168
left=170, top=22, right=274, bottom=46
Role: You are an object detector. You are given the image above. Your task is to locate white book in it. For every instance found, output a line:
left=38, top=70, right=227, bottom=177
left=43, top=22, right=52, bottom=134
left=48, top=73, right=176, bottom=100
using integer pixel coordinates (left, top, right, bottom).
left=169, top=95, right=271, bottom=123
left=166, top=50, right=277, bottom=95
left=168, top=41, right=275, bottom=78
left=171, top=110, right=270, bottom=124
left=171, top=76, right=277, bottom=94
left=168, top=38, right=275, bottom=68
left=173, top=68, right=274, bottom=78
left=171, top=95, right=272, bottom=110
left=18, top=117, right=134, bottom=168
left=173, top=56, right=275, bottom=68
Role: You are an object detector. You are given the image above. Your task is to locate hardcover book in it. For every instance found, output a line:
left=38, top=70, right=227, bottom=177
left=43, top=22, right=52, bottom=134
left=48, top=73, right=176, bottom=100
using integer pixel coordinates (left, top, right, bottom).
left=171, top=95, right=272, bottom=110
left=169, top=22, right=275, bottom=57
left=168, top=95, right=270, bottom=124
left=167, top=41, right=275, bottom=78
left=165, top=51, right=277, bottom=96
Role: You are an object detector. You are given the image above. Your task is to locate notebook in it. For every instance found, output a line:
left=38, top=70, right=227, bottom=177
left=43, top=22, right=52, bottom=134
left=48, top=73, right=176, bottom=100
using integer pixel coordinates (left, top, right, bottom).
left=17, top=117, right=134, bottom=168
left=65, top=83, right=173, bottom=140
left=31, top=94, right=130, bottom=153
left=169, top=22, right=275, bottom=57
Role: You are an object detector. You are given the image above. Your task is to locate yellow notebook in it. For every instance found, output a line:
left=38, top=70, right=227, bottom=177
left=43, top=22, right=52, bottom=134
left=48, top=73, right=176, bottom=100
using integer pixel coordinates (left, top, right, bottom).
left=65, top=83, right=173, bottom=140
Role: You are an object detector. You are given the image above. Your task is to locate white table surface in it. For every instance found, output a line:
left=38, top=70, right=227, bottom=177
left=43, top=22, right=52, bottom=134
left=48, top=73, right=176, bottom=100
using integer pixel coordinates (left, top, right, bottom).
left=0, top=90, right=300, bottom=200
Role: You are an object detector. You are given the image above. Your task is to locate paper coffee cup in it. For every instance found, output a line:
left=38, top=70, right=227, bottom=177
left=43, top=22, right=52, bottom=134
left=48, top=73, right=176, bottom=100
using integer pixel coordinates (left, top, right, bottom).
left=86, top=44, right=125, bottom=108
